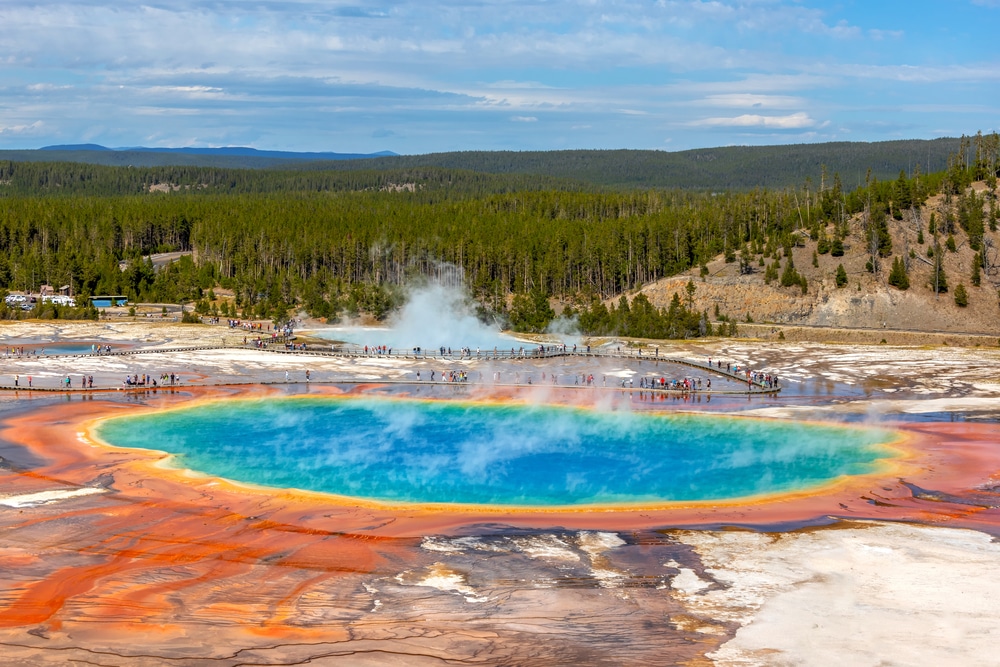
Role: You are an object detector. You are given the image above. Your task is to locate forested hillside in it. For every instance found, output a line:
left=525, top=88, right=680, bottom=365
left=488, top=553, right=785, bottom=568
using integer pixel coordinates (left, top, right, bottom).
left=311, top=138, right=963, bottom=190
left=0, top=162, right=587, bottom=197
left=0, top=136, right=968, bottom=190
left=0, top=133, right=996, bottom=339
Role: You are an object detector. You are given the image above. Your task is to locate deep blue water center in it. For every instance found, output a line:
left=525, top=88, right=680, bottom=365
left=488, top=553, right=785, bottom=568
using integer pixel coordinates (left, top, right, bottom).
left=96, top=398, right=897, bottom=506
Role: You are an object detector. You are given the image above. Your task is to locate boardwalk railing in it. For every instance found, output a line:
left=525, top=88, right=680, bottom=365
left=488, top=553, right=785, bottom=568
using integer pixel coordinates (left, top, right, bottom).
left=5, top=340, right=779, bottom=394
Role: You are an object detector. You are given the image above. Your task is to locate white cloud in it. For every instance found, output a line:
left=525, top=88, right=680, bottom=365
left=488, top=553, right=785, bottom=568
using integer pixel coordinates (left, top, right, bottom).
left=133, top=106, right=207, bottom=117
left=26, top=83, right=72, bottom=92
left=868, top=28, right=904, bottom=40
left=700, top=93, right=805, bottom=109
left=825, top=20, right=861, bottom=39
left=657, top=0, right=864, bottom=38
left=0, top=120, right=44, bottom=135
left=668, top=74, right=836, bottom=95
left=690, top=112, right=817, bottom=129
left=486, top=80, right=556, bottom=90
left=0, top=2, right=792, bottom=80
left=830, top=63, right=1000, bottom=84
left=0, top=0, right=994, bottom=152
left=140, top=86, right=227, bottom=100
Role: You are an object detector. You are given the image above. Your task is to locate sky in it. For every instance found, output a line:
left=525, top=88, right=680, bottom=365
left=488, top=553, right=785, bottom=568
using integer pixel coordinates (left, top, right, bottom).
left=0, top=0, right=998, bottom=155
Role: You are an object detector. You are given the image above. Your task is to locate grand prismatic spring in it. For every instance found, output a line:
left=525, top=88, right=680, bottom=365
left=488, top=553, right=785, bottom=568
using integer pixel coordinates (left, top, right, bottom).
left=95, top=397, right=898, bottom=507
left=1, top=319, right=1000, bottom=665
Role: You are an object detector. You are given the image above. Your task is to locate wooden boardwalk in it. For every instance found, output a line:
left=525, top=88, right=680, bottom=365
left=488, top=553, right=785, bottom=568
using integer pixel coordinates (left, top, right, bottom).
left=2, top=342, right=780, bottom=396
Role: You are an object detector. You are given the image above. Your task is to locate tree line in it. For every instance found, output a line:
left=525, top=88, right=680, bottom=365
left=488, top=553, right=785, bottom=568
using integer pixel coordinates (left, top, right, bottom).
left=0, top=138, right=996, bottom=339
left=0, top=136, right=970, bottom=190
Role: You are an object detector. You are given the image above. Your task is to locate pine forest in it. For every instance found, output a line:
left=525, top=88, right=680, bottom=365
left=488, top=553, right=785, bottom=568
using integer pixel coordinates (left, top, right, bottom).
left=0, top=132, right=997, bottom=339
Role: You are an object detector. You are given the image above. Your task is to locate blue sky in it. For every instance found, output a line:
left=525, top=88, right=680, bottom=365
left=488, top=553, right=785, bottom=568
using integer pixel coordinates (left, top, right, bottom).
left=0, top=0, right=997, bottom=154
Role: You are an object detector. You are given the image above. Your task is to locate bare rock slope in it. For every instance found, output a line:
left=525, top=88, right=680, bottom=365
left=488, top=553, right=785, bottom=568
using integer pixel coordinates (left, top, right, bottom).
left=639, top=187, right=999, bottom=338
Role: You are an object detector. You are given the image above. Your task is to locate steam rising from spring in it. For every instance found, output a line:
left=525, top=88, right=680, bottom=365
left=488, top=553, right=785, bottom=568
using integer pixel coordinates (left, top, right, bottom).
left=314, top=278, right=529, bottom=349
left=387, top=282, right=510, bottom=349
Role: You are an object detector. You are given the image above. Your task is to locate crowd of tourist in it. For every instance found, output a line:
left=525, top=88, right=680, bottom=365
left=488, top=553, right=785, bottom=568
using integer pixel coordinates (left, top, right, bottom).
left=4, top=331, right=778, bottom=395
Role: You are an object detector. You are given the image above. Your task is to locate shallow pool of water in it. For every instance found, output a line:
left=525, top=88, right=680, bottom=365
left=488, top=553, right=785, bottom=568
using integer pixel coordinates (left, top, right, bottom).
left=95, top=397, right=898, bottom=506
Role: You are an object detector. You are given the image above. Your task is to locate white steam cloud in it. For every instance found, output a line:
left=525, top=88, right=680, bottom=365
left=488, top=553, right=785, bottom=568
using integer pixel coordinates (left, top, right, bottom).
left=313, top=280, right=532, bottom=350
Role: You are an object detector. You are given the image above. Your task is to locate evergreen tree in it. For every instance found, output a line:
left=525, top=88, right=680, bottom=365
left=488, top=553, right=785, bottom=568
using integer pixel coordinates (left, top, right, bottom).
left=626, top=293, right=662, bottom=338
left=892, top=170, right=913, bottom=216
left=958, top=190, right=985, bottom=251
left=888, top=256, right=910, bottom=290
left=835, top=264, right=848, bottom=288
left=780, top=257, right=800, bottom=287
left=954, top=283, right=968, bottom=307
left=685, top=279, right=697, bottom=308
left=817, top=234, right=830, bottom=254
left=509, top=289, right=555, bottom=332
left=875, top=217, right=893, bottom=257
left=614, top=295, right=631, bottom=333
left=666, top=292, right=683, bottom=338
left=578, top=299, right=612, bottom=334
left=764, top=262, right=779, bottom=285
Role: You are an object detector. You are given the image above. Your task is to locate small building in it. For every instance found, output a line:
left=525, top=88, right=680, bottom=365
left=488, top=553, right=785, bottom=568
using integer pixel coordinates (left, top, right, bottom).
left=89, top=295, right=129, bottom=308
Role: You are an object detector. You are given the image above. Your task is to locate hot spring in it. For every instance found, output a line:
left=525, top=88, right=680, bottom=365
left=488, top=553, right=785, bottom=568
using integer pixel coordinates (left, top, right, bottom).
left=95, top=397, right=899, bottom=507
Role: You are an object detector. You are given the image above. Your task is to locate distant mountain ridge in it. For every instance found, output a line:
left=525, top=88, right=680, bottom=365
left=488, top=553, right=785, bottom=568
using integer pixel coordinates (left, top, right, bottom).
left=40, top=143, right=114, bottom=152
left=1, top=137, right=965, bottom=189
left=39, top=144, right=397, bottom=160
